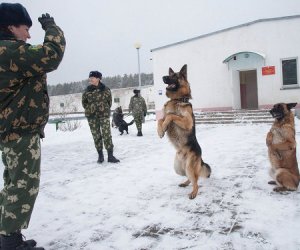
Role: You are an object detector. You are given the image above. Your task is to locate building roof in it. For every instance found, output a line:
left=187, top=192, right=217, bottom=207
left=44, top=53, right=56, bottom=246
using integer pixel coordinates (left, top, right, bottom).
left=151, top=15, right=300, bottom=52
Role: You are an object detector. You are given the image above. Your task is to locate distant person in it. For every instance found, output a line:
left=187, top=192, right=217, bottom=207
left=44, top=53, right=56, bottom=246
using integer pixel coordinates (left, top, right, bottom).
left=0, top=3, right=65, bottom=250
left=82, top=71, right=120, bottom=163
left=129, top=89, right=147, bottom=136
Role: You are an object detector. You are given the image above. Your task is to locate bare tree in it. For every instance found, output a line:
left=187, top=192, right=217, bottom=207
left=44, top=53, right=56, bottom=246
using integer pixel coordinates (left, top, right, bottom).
left=51, top=95, right=82, bottom=132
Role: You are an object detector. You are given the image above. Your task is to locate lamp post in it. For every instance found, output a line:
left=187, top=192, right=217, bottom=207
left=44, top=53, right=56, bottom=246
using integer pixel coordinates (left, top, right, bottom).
left=134, top=42, right=141, bottom=89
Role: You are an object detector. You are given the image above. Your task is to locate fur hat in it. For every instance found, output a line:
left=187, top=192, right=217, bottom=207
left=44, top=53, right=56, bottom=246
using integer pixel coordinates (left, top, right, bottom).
left=133, top=89, right=140, bottom=94
left=89, top=71, right=102, bottom=79
left=0, top=3, right=32, bottom=27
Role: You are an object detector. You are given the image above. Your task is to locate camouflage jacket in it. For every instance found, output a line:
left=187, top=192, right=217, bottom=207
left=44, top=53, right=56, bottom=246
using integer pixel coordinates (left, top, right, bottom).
left=129, top=95, right=147, bottom=116
left=0, top=25, right=66, bottom=143
left=82, top=83, right=112, bottom=119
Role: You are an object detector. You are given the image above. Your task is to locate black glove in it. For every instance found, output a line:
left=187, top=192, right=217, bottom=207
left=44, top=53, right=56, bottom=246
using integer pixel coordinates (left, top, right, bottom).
left=144, top=112, right=147, bottom=117
left=38, top=13, right=56, bottom=30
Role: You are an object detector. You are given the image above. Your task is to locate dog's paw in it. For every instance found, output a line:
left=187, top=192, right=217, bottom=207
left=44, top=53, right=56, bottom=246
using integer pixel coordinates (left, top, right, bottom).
left=179, top=183, right=188, bottom=187
left=161, top=121, right=169, bottom=134
left=158, top=132, right=165, bottom=138
left=273, top=186, right=288, bottom=192
left=179, top=180, right=190, bottom=187
left=157, top=127, right=165, bottom=138
left=266, top=132, right=273, bottom=146
left=188, top=191, right=197, bottom=199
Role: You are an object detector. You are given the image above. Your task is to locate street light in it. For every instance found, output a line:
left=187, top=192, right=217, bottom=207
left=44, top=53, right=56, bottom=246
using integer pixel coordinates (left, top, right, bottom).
left=134, top=42, right=141, bottom=89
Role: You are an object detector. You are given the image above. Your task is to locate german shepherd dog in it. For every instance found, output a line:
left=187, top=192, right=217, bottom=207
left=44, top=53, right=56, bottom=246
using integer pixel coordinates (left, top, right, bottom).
left=266, top=102, right=300, bottom=191
left=112, top=106, right=134, bottom=135
left=157, top=64, right=211, bottom=199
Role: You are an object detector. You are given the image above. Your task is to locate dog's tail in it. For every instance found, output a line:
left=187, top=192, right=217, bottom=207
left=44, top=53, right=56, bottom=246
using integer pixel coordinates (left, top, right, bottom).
left=127, top=120, right=134, bottom=126
left=200, top=161, right=211, bottom=178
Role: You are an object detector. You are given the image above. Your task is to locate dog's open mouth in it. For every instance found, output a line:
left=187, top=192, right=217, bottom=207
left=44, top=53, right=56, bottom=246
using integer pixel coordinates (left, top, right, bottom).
left=270, top=111, right=283, bottom=119
left=166, top=83, right=178, bottom=90
left=162, top=76, right=179, bottom=91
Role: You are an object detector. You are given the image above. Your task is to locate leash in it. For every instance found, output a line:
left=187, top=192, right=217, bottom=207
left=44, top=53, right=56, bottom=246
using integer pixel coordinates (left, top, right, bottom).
left=123, top=112, right=132, bottom=117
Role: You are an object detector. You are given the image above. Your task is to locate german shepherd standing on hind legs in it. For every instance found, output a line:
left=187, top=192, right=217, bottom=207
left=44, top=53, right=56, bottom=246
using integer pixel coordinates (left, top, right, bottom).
left=267, top=102, right=300, bottom=192
left=157, top=64, right=211, bottom=199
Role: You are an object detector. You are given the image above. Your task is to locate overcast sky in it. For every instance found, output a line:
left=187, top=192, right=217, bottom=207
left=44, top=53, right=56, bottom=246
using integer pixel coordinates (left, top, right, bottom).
left=7, top=0, right=300, bottom=84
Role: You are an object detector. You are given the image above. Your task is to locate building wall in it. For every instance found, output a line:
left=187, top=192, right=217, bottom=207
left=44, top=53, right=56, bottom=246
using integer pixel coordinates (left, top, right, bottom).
left=49, top=85, right=155, bottom=114
left=110, top=86, right=155, bottom=111
left=152, top=16, right=300, bottom=114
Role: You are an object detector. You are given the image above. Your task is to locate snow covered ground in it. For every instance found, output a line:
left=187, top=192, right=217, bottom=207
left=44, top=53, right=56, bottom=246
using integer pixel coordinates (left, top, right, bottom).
left=1, top=116, right=300, bottom=250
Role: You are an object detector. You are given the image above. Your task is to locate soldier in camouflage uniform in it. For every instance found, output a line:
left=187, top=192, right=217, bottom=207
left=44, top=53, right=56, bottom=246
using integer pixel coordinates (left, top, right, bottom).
left=0, top=3, right=65, bottom=249
left=128, top=89, right=147, bottom=136
left=82, top=71, right=120, bottom=163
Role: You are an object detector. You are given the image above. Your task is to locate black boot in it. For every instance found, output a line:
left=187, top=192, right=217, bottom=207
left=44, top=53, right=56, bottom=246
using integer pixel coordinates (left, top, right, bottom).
left=1, top=232, right=22, bottom=250
left=97, top=150, right=104, bottom=163
left=137, top=130, right=143, bottom=136
left=107, top=149, right=120, bottom=163
left=1, top=232, right=44, bottom=250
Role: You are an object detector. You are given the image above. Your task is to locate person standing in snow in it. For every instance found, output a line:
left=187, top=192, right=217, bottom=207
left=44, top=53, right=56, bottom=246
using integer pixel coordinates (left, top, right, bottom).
left=128, top=89, right=147, bottom=136
left=0, top=3, right=65, bottom=249
left=82, top=71, right=120, bottom=163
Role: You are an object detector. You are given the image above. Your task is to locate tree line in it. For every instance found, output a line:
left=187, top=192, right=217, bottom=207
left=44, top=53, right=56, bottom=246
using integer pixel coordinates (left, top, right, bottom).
left=48, top=73, right=153, bottom=96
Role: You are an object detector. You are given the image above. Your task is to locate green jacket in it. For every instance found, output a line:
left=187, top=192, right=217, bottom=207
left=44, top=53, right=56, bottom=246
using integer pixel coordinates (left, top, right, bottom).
left=82, top=83, right=112, bottom=119
left=129, top=95, right=147, bottom=116
left=0, top=25, right=66, bottom=143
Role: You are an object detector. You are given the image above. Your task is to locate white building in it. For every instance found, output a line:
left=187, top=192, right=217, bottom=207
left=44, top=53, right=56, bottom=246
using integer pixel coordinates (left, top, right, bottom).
left=151, top=15, right=300, bottom=118
left=49, top=85, right=155, bottom=114
left=109, top=86, right=155, bottom=111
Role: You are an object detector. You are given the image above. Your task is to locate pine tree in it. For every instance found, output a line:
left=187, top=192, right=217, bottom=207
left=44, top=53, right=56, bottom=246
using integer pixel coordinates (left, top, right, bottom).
left=47, top=73, right=153, bottom=96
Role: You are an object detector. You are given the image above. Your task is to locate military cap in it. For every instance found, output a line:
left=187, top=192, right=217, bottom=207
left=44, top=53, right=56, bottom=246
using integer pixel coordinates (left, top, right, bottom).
left=89, top=71, right=102, bottom=79
left=0, top=3, right=32, bottom=27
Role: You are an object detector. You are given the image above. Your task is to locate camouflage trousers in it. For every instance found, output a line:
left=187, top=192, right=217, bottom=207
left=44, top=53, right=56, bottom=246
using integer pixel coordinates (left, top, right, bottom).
left=0, top=133, right=41, bottom=235
left=133, top=113, right=144, bottom=131
left=87, top=117, right=114, bottom=151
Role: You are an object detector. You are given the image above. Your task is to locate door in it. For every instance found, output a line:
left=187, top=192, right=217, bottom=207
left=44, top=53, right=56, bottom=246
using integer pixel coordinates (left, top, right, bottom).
left=239, top=70, right=258, bottom=109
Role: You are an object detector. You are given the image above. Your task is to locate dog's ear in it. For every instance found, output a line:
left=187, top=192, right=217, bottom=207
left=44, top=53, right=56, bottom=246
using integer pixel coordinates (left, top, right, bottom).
left=179, top=64, right=187, bottom=80
left=169, top=67, right=174, bottom=76
left=287, top=103, right=297, bottom=110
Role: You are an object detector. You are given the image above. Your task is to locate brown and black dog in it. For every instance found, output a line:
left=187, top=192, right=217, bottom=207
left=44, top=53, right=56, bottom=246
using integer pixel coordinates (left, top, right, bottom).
left=157, top=64, right=211, bottom=199
left=266, top=102, right=300, bottom=192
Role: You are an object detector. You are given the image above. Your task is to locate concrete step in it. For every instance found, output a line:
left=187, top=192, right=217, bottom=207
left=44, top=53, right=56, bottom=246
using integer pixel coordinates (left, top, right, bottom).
left=194, top=109, right=274, bottom=124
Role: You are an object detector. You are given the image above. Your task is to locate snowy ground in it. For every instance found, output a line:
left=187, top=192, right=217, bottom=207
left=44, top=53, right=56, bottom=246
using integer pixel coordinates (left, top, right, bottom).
left=1, top=116, right=300, bottom=250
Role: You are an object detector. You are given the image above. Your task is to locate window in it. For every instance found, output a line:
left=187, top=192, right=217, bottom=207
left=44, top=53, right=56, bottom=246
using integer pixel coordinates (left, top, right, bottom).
left=114, top=97, right=120, bottom=103
left=281, top=58, right=298, bottom=86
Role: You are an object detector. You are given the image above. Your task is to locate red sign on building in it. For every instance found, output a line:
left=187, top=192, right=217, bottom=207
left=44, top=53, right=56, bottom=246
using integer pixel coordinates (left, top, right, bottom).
left=262, top=66, right=275, bottom=75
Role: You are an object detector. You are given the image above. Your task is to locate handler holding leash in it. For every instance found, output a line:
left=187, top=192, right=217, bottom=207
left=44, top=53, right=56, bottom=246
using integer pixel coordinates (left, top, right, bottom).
left=0, top=3, right=65, bottom=249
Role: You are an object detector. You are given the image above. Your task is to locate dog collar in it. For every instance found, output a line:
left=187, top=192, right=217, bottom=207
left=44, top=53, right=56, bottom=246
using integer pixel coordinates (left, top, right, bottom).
left=174, top=97, right=190, bottom=103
